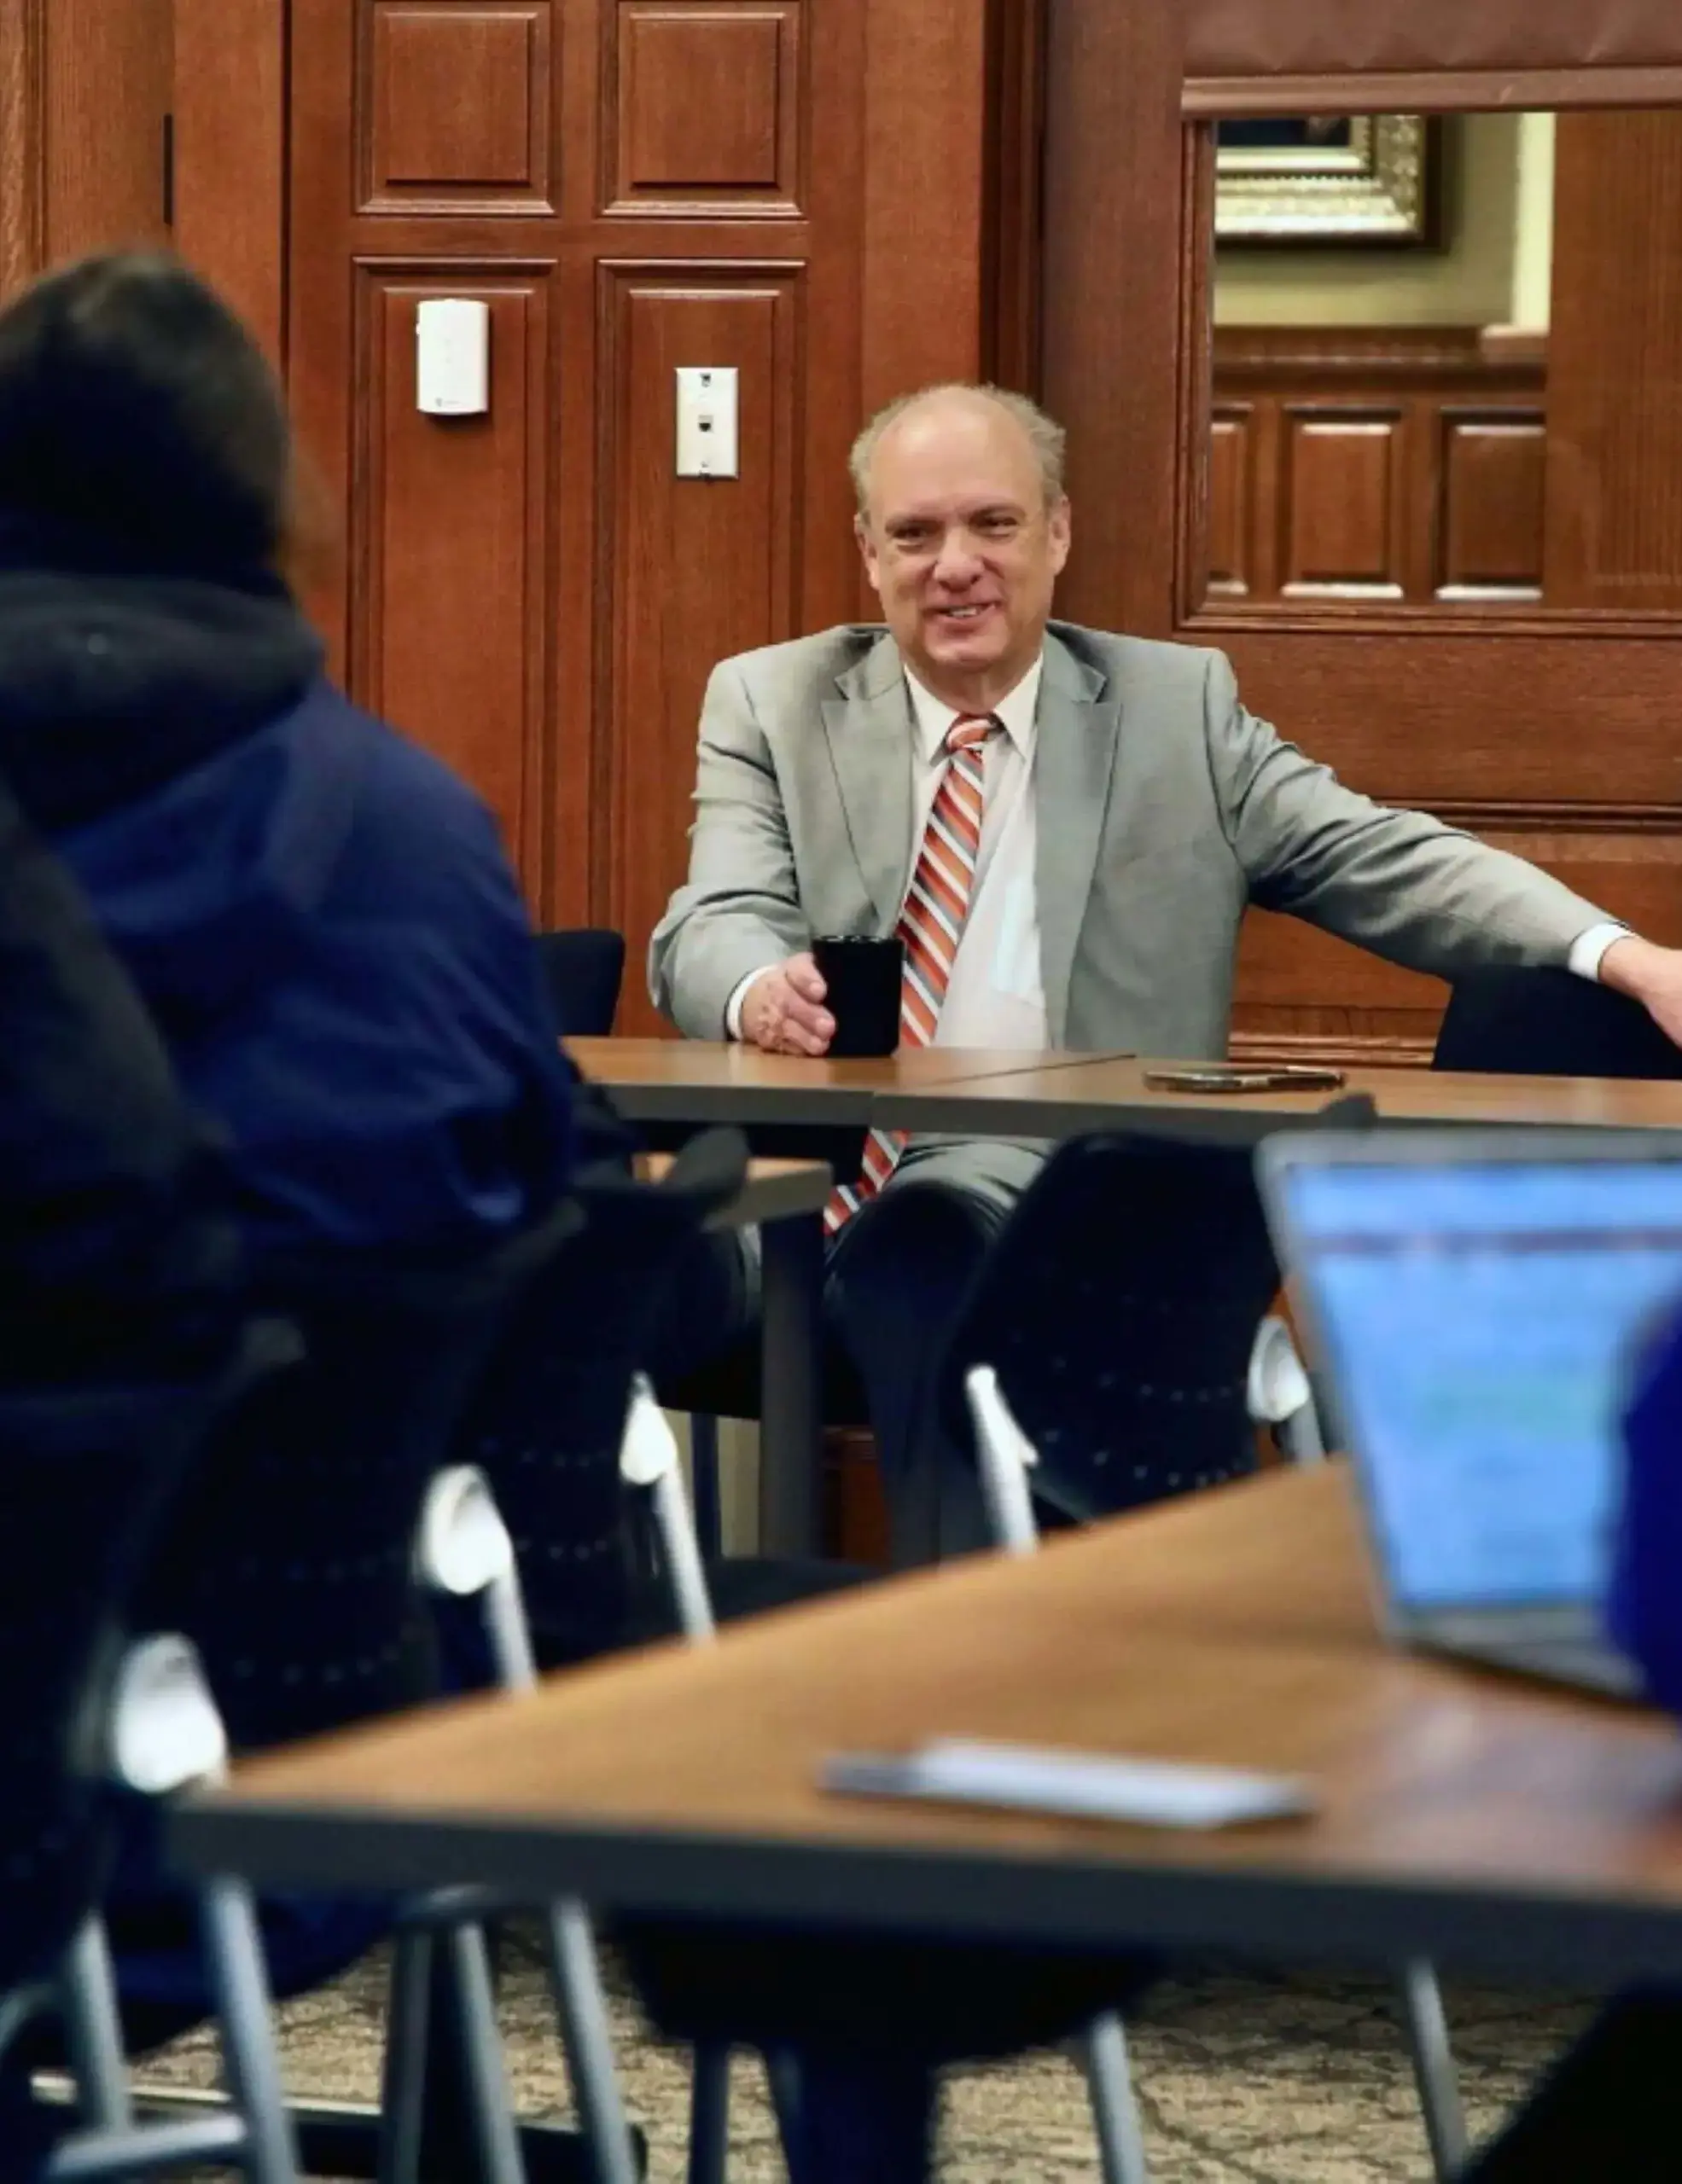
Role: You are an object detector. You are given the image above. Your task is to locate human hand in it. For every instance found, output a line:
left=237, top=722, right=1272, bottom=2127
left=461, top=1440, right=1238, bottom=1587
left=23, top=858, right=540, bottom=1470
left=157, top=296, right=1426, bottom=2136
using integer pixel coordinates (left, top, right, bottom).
left=1599, top=935, right=1682, bottom=1047
left=739, top=952, right=835, bottom=1056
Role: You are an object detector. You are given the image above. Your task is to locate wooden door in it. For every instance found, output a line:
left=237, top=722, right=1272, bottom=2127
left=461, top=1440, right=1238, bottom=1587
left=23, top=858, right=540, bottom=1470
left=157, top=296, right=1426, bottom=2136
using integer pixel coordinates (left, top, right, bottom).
left=282, top=0, right=991, bottom=1031
left=1038, top=0, right=1682, bottom=1067
left=0, top=0, right=173, bottom=296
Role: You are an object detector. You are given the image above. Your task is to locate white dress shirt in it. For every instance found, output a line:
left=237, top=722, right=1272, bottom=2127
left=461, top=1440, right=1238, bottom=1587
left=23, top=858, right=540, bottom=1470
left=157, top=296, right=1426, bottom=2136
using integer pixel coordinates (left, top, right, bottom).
left=1568, top=922, right=1631, bottom=981
left=725, top=653, right=1628, bottom=1038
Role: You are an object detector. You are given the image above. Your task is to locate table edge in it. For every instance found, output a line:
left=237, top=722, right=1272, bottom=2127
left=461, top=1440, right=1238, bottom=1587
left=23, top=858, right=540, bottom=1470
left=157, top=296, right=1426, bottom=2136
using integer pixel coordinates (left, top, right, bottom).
left=170, top=1798, right=1682, bottom=1986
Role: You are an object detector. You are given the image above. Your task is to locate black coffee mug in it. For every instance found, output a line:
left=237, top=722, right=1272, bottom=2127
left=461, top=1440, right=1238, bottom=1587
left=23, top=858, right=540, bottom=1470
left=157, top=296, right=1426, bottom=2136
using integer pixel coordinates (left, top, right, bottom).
left=812, top=934, right=904, bottom=1057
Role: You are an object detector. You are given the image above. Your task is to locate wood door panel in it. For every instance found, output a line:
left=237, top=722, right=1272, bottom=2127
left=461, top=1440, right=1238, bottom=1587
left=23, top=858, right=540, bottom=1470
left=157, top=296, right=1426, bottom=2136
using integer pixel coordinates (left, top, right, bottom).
left=35, top=0, right=172, bottom=268
left=599, top=264, right=800, bottom=1030
left=352, top=268, right=554, bottom=883
left=1218, top=632, right=1682, bottom=810
left=1546, top=111, right=1682, bottom=610
left=1208, top=408, right=1253, bottom=598
left=1440, top=415, right=1545, bottom=599
left=175, top=0, right=286, bottom=361
left=1280, top=410, right=1405, bottom=597
left=1203, top=330, right=1546, bottom=613
left=608, top=1, right=803, bottom=213
left=360, top=0, right=556, bottom=212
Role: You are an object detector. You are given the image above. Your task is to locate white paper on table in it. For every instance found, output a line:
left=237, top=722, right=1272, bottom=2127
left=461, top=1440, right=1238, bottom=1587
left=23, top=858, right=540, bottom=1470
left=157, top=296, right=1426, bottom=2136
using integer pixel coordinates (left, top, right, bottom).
left=823, top=1737, right=1315, bottom=1830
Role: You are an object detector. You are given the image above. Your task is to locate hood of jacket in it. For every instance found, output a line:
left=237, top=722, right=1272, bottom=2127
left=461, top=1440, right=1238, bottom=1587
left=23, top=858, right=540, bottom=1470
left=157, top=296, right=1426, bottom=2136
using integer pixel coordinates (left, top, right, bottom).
left=0, top=509, right=324, bottom=833
left=0, top=514, right=352, bottom=1030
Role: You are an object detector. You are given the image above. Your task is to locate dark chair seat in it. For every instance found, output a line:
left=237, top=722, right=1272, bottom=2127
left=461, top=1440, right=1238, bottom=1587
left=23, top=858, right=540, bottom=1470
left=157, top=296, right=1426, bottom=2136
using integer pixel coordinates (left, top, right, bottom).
left=1434, top=965, right=1682, bottom=1078
left=659, top=1332, right=870, bottom=1431
left=936, top=1099, right=1376, bottom=1531
left=0, top=1335, right=283, bottom=2005
left=939, top=1130, right=1283, bottom=1525
left=629, top=1554, right=870, bottom=1646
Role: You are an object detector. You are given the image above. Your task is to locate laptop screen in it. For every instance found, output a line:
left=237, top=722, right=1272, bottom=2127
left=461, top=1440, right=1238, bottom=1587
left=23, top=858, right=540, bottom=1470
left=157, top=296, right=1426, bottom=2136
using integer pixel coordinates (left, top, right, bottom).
left=1280, top=1159, right=1682, bottom=1614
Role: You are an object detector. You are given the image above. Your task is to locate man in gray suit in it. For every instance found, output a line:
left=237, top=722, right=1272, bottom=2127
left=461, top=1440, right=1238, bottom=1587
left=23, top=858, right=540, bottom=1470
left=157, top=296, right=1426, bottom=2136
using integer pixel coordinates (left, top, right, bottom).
left=651, top=382, right=1682, bottom=1556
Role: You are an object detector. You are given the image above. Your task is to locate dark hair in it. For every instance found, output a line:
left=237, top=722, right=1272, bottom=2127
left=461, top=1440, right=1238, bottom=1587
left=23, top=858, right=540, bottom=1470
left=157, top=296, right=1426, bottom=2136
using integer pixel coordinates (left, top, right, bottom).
left=0, top=250, right=295, bottom=578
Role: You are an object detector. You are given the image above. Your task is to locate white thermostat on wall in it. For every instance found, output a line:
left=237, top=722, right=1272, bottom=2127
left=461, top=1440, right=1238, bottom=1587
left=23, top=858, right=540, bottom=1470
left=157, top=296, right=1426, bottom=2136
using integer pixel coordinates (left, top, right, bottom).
left=416, top=298, right=491, bottom=416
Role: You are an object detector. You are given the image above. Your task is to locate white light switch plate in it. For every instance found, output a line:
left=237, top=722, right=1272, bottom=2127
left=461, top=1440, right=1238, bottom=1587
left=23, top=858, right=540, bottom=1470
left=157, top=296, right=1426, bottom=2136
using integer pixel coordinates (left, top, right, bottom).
left=675, top=366, right=739, bottom=478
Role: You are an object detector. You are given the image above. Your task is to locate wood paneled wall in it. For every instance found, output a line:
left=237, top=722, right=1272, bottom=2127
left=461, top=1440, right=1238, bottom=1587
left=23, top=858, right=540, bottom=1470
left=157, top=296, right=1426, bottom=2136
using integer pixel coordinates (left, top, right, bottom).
left=173, top=0, right=287, bottom=363
left=279, top=0, right=987, bottom=1031
left=1208, top=328, right=1546, bottom=607
left=0, top=0, right=172, bottom=297
left=1545, top=110, right=1682, bottom=610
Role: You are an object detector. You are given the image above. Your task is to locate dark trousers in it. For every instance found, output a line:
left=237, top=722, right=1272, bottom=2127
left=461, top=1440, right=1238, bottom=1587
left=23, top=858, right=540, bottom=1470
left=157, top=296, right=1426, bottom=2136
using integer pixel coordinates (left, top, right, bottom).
left=647, top=1170, right=1009, bottom=1570
left=622, top=1921, right=1156, bottom=2184
left=827, top=1172, right=1007, bottom=1565
left=1458, top=1992, right=1682, bottom=2182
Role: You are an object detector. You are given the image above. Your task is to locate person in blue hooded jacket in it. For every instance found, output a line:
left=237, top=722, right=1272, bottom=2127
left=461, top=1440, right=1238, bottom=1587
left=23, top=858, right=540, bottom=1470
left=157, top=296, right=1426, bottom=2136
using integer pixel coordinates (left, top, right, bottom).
left=0, top=247, right=620, bottom=2117
left=0, top=247, right=582, bottom=1259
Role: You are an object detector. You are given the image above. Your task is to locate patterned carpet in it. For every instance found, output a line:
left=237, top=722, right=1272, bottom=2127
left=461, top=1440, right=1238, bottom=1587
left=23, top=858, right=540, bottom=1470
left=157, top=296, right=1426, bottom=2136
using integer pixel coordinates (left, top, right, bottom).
left=143, top=1936, right=1597, bottom=2180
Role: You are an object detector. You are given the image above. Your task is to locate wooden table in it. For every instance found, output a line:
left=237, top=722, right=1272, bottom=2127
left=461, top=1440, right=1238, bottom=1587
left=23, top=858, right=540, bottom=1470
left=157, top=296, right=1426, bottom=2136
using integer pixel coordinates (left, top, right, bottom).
left=872, top=1056, right=1682, bottom=1145
left=574, top=1038, right=1682, bottom=1147
left=640, top=1153, right=831, bottom=1554
left=175, top=1467, right=1682, bottom=1987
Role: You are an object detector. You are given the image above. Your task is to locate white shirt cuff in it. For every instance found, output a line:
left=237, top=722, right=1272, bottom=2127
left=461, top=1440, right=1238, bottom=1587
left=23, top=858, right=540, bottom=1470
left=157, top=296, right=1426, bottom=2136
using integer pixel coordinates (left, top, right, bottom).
left=1568, top=922, right=1633, bottom=982
left=725, top=967, right=769, bottom=1040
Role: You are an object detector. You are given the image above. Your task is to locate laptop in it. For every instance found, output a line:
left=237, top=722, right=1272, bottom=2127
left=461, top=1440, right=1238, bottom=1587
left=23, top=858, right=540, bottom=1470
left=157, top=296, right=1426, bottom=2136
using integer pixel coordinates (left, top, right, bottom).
left=1254, top=1130, right=1682, bottom=1699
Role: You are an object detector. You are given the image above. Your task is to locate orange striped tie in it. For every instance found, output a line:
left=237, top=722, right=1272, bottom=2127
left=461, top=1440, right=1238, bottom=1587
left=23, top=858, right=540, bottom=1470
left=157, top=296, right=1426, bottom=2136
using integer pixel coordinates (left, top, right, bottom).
left=825, top=712, right=999, bottom=1234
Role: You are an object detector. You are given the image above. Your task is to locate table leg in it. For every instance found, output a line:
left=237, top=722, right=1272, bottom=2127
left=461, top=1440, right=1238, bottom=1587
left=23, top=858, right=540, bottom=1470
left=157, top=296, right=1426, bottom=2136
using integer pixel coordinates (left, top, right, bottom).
left=758, top=1210, right=824, bottom=1556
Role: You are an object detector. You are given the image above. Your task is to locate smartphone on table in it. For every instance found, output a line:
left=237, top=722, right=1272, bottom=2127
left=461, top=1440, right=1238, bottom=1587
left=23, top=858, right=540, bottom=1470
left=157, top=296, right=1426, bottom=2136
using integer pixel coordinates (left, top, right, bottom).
left=1143, top=1063, right=1347, bottom=1095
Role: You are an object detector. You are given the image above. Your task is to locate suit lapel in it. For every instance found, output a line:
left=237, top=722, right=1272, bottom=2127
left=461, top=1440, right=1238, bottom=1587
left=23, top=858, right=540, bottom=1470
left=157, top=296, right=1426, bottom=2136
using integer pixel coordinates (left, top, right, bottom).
left=820, top=632, right=915, bottom=931
left=1034, top=630, right=1120, bottom=1043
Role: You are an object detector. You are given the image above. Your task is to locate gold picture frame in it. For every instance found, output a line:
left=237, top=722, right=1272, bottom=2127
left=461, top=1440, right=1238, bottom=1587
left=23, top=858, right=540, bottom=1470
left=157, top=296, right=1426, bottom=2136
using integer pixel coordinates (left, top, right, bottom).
left=1215, top=115, right=1441, bottom=247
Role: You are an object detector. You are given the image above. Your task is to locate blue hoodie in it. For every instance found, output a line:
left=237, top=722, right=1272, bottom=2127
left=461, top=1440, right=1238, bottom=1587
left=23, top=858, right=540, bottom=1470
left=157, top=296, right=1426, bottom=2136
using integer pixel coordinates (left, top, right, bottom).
left=0, top=545, right=575, bottom=1258
left=1611, top=1308, right=1682, bottom=1714
left=60, top=684, right=577, bottom=1254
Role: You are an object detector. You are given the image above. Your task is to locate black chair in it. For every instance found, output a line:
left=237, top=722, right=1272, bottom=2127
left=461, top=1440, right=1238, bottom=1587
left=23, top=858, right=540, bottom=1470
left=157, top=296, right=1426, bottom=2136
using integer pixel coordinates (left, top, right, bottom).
left=538, top=929, right=627, bottom=1038
left=937, top=1130, right=1285, bottom=1525
left=932, top=1095, right=1377, bottom=1528
left=463, top=1131, right=872, bottom=2184
left=657, top=1342, right=869, bottom=1563
left=464, top=1128, right=751, bottom=1667
left=1433, top=965, right=1682, bottom=1078
left=0, top=1327, right=301, bottom=2180
left=110, top=1200, right=624, bottom=2184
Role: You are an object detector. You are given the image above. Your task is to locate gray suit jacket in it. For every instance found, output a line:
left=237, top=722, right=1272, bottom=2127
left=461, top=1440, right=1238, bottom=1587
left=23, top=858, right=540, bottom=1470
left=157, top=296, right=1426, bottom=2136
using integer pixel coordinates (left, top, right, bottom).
left=650, top=620, right=1607, bottom=1063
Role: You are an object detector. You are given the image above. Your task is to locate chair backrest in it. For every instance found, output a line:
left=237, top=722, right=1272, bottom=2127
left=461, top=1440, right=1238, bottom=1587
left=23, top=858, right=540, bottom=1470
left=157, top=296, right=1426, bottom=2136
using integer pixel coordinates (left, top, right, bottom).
left=134, top=1205, right=580, bottom=1753
left=461, top=1129, right=748, bottom=1665
left=1433, top=966, right=1682, bottom=1079
left=0, top=1327, right=290, bottom=1996
left=537, top=929, right=627, bottom=1037
left=941, top=1130, right=1283, bottom=1524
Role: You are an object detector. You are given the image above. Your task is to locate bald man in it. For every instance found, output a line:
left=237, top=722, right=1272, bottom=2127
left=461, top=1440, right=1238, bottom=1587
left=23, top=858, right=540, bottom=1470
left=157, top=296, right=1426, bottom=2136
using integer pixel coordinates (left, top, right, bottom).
left=652, top=382, right=1682, bottom=1559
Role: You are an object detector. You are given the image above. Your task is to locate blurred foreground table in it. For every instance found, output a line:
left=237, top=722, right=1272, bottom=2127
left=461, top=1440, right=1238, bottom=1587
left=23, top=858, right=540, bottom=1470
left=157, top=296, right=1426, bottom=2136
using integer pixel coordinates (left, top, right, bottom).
left=178, top=1466, right=1682, bottom=1986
